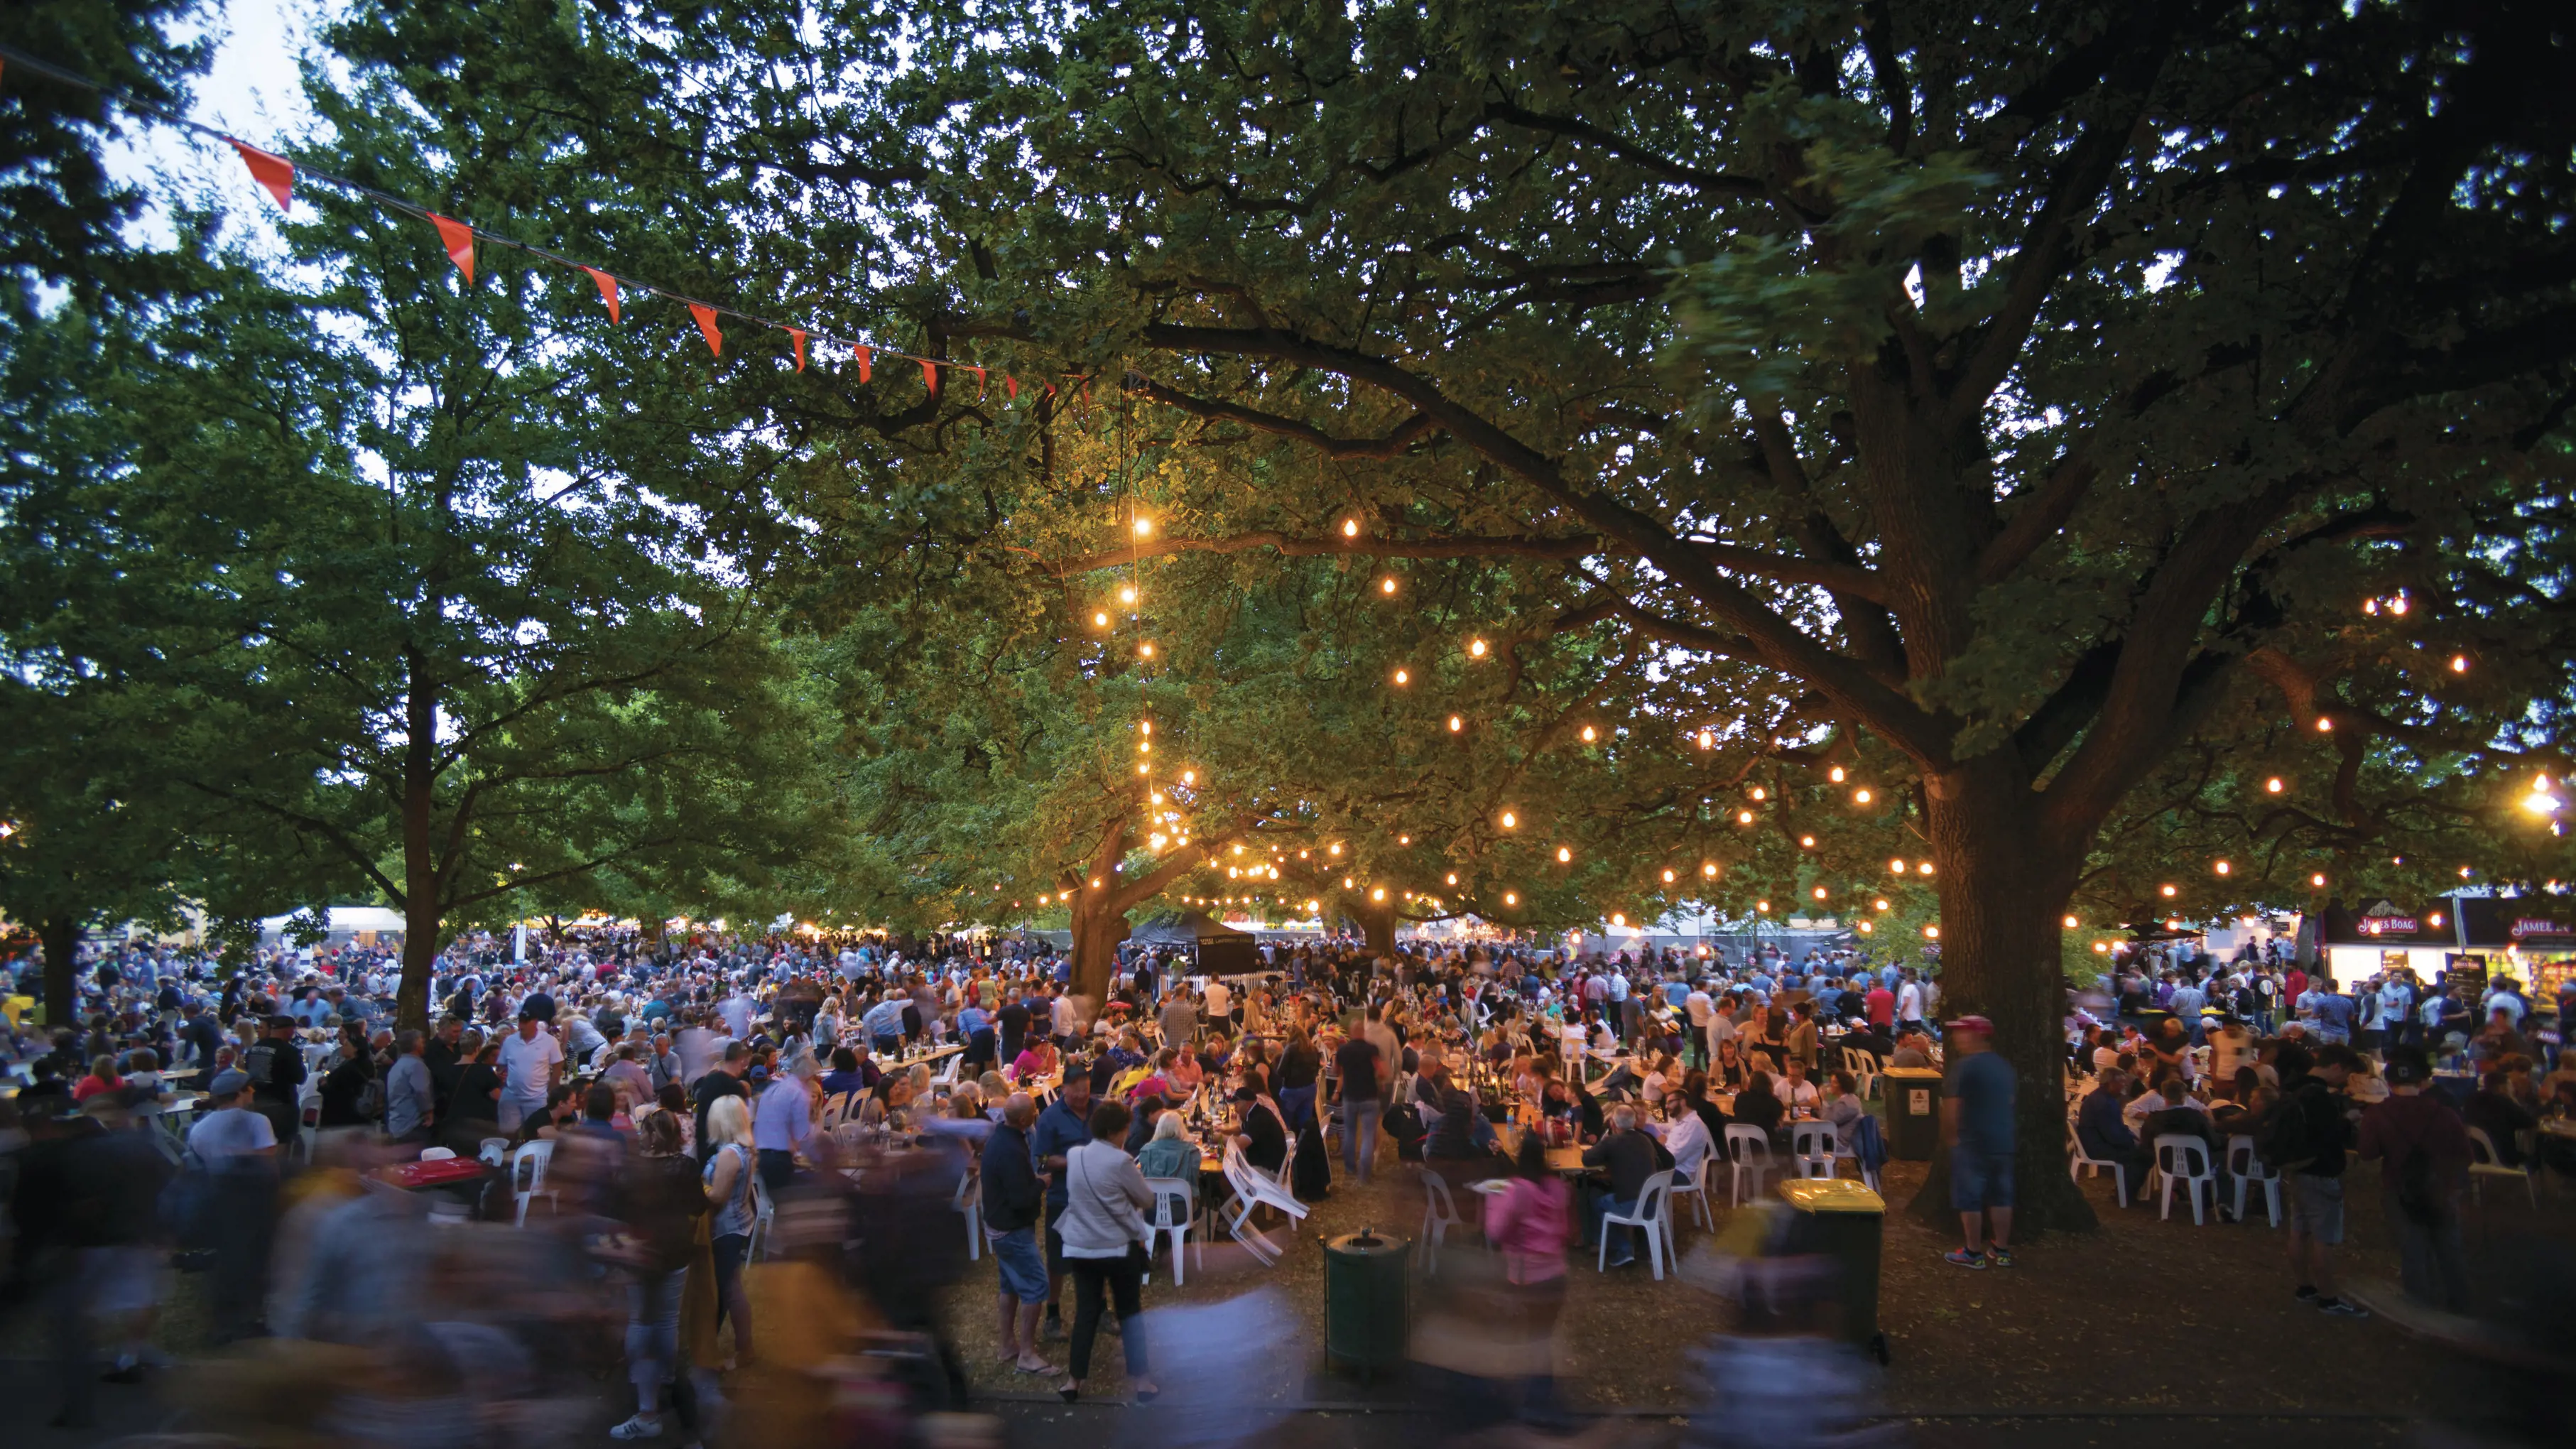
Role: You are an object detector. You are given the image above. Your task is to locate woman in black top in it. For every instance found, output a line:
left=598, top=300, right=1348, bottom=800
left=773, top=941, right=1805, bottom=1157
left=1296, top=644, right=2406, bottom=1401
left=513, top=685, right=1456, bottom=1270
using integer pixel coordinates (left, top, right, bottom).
left=317, top=1024, right=379, bottom=1128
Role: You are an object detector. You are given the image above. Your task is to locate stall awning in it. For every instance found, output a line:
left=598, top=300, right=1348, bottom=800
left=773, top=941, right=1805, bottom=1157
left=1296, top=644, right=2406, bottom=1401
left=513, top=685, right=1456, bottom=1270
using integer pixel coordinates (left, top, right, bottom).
left=2457, top=896, right=2576, bottom=950
left=2318, top=897, right=2460, bottom=948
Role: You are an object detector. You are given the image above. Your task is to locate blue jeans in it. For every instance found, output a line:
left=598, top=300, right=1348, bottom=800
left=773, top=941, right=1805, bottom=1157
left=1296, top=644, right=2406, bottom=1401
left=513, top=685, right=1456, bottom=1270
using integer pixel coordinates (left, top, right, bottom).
left=1341, top=1097, right=1382, bottom=1183
left=1278, top=1085, right=1316, bottom=1134
left=1586, top=1193, right=1641, bottom=1261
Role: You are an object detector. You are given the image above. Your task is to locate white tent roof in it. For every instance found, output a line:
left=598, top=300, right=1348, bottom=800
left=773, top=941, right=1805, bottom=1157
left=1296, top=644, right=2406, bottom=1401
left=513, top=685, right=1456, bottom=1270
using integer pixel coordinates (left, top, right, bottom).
left=259, top=906, right=407, bottom=934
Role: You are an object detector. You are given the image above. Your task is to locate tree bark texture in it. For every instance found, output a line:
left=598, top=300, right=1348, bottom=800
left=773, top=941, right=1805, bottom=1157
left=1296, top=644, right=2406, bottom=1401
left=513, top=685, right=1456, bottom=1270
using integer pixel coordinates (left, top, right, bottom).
left=1901, top=759, right=2098, bottom=1237
left=39, top=915, right=80, bottom=1029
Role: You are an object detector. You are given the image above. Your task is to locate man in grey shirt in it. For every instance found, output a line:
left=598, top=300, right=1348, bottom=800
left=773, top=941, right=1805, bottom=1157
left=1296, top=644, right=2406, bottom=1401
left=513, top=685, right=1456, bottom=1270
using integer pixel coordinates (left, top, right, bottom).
left=385, top=1029, right=435, bottom=1141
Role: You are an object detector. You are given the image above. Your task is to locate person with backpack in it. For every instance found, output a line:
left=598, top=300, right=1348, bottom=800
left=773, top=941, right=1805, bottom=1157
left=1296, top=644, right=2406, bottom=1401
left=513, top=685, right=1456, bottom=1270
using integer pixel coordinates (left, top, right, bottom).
left=2264, top=1042, right=2371, bottom=1318
left=2356, top=1046, right=2472, bottom=1311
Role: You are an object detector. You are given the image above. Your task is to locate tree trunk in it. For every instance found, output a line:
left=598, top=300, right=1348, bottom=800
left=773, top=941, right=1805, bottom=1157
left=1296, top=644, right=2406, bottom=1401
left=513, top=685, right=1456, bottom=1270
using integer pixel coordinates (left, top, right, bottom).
left=395, top=645, right=442, bottom=1033
left=1349, top=897, right=1397, bottom=960
left=38, top=914, right=81, bottom=1029
left=1902, top=760, right=2099, bottom=1237
left=1069, top=892, right=1129, bottom=1004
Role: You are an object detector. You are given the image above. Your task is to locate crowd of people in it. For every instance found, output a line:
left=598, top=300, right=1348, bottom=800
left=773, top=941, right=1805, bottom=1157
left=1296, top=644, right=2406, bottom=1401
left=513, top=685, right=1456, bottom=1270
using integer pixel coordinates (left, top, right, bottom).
left=1, top=920, right=2568, bottom=1436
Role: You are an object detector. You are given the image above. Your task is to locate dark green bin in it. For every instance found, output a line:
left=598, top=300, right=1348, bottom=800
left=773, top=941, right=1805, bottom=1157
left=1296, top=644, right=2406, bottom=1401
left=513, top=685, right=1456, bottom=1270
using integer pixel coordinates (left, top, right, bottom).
left=1320, top=1228, right=1410, bottom=1374
left=1881, top=1066, right=1944, bottom=1161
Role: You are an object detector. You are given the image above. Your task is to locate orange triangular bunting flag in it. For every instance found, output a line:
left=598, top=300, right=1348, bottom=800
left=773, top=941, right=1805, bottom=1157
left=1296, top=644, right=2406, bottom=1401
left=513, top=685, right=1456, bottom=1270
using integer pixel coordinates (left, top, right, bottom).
left=229, top=140, right=295, bottom=213
left=428, top=213, right=475, bottom=283
left=790, top=328, right=806, bottom=373
left=920, top=359, right=938, bottom=392
left=582, top=267, right=619, bottom=323
left=853, top=344, right=871, bottom=382
left=1006, top=374, right=1018, bottom=401
left=972, top=366, right=987, bottom=398
left=689, top=303, right=722, bottom=357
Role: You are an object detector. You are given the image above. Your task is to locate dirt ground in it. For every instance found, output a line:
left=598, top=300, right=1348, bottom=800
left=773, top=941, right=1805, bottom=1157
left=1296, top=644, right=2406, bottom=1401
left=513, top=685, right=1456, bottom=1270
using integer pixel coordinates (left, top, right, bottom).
left=935, top=1143, right=2574, bottom=1415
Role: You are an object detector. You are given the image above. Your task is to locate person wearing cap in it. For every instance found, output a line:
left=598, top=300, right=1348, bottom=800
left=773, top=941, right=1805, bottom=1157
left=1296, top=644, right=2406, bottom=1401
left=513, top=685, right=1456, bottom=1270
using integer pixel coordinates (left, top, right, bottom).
left=185, top=1069, right=279, bottom=1342
left=1939, top=1014, right=2016, bottom=1269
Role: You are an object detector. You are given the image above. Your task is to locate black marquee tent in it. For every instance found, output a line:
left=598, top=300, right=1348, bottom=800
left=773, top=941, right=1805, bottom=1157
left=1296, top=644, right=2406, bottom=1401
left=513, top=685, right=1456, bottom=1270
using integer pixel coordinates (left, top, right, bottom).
left=1127, top=912, right=1263, bottom=978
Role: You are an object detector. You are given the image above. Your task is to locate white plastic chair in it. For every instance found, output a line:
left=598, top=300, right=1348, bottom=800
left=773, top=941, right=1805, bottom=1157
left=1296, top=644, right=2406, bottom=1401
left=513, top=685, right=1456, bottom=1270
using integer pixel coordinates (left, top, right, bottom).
left=2153, top=1134, right=2217, bottom=1225
left=2224, top=1134, right=2280, bottom=1227
left=952, top=1166, right=982, bottom=1261
left=1418, top=1167, right=1464, bottom=1274
left=420, top=1146, right=457, bottom=1161
left=1597, top=1176, right=1673, bottom=1280
left=1219, top=1141, right=1307, bottom=1264
left=2067, top=1122, right=2132, bottom=1207
left=747, top=1176, right=778, bottom=1261
left=1144, top=1176, right=1201, bottom=1285
left=1790, top=1121, right=1839, bottom=1181
left=477, top=1136, right=511, bottom=1168
left=1668, top=1144, right=1716, bottom=1234
left=1724, top=1124, right=1776, bottom=1206
left=2467, top=1126, right=2538, bottom=1208
left=511, top=1140, right=556, bottom=1226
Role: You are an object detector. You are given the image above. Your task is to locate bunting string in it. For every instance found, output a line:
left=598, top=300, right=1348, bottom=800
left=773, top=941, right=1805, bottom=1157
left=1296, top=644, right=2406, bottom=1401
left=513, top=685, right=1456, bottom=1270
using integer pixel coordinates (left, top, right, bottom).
left=0, top=42, right=1040, bottom=398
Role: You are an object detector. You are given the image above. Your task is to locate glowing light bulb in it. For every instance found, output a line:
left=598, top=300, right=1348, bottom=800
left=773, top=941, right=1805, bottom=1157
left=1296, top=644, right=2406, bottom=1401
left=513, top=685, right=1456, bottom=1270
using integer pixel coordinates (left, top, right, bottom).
left=1889, top=859, right=1907, bottom=874
left=1134, top=517, right=1152, bottom=537
left=2161, top=884, right=2178, bottom=897
left=1756, top=900, right=1770, bottom=913
left=1371, top=886, right=1386, bottom=901
left=1468, top=638, right=1488, bottom=658
left=1138, top=641, right=1156, bottom=658
left=1918, top=862, right=1933, bottom=875
left=1749, top=787, right=1766, bottom=801
left=1182, top=770, right=1195, bottom=785
left=1504, top=892, right=1518, bottom=906
left=1500, top=811, right=1517, bottom=829
left=1556, top=846, right=1572, bottom=863
left=2063, top=914, right=2080, bottom=928
left=2450, top=655, right=2468, bottom=673
left=2388, top=595, right=2408, bottom=615
left=1445, top=873, right=1457, bottom=886
left=2214, top=860, right=2231, bottom=874
left=2317, top=717, right=2333, bottom=732
left=1702, top=862, right=1717, bottom=878
left=1380, top=576, right=1397, bottom=594
left=2266, top=777, right=2283, bottom=793
left=2093, top=941, right=2109, bottom=953
left=2312, top=873, right=2327, bottom=886
left=1393, top=668, right=1409, bottom=685
left=1329, top=843, right=1341, bottom=855
left=1662, top=869, right=1676, bottom=884
left=1853, top=788, right=1873, bottom=805
left=1876, top=899, right=1891, bottom=911
left=1580, top=724, right=1597, bottom=742
left=1859, top=921, right=1875, bottom=933
left=1923, top=925, right=1940, bottom=939
left=1697, top=729, right=1714, bottom=750
left=1447, top=715, right=1464, bottom=733
left=1120, top=585, right=1136, bottom=604
left=1343, top=519, right=1361, bottom=538
left=1737, top=810, right=1755, bottom=824
left=1611, top=913, right=1626, bottom=927
left=1092, top=611, right=1110, bottom=627
left=1812, top=886, right=1827, bottom=900
left=1829, top=766, right=1846, bottom=783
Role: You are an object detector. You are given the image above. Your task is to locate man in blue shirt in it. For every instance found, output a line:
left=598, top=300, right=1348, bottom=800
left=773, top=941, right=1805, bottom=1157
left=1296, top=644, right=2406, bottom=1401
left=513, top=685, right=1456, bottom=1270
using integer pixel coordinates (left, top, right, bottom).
left=1027, top=1073, right=1094, bottom=1340
left=1940, top=1014, right=2018, bottom=1268
left=752, top=1059, right=816, bottom=1196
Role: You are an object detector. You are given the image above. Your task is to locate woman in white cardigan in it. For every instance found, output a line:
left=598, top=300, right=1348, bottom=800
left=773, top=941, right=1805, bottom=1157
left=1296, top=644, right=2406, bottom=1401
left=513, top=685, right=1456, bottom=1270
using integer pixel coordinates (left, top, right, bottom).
left=1053, top=1097, right=1159, bottom=1403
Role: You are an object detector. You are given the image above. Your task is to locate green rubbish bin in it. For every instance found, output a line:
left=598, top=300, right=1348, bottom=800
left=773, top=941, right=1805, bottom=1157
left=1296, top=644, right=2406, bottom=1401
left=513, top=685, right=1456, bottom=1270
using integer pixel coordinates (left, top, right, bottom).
left=1882, top=1066, right=1943, bottom=1161
left=1777, top=1178, right=1888, bottom=1363
left=1320, top=1227, right=1411, bottom=1376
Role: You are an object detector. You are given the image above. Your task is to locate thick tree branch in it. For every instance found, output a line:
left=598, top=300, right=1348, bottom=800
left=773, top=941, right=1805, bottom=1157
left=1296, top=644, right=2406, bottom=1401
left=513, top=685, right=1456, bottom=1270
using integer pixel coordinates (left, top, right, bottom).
left=1483, top=102, right=1767, bottom=197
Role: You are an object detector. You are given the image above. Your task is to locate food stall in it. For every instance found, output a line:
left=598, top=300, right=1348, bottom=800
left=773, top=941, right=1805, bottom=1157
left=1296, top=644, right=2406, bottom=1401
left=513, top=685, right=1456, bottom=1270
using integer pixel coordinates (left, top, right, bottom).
left=2318, top=896, right=2462, bottom=987
left=2457, top=896, right=2576, bottom=1000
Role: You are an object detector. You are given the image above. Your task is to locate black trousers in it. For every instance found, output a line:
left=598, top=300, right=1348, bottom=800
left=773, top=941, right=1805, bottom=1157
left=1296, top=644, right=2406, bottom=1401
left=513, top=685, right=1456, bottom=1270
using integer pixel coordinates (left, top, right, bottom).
left=1065, top=1250, right=1148, bottom=1381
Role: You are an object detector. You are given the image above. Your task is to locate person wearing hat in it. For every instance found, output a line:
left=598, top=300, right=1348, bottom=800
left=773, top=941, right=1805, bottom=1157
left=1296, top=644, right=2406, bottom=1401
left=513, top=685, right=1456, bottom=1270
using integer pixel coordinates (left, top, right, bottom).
left=185, top=1069, right=280, bottom=1342
left=1940, top=1014, right=2017, bottom=1269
